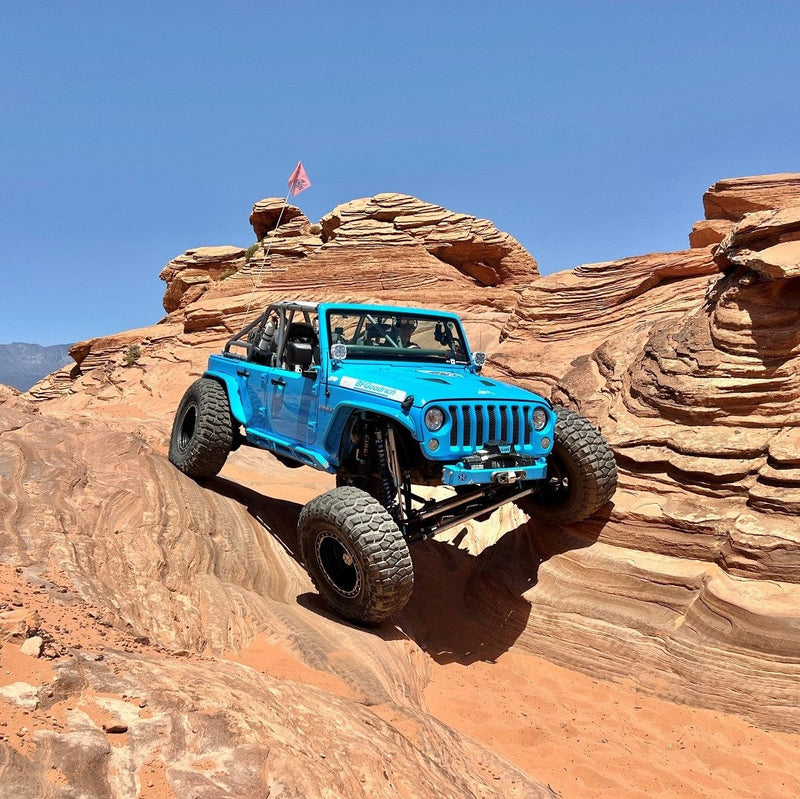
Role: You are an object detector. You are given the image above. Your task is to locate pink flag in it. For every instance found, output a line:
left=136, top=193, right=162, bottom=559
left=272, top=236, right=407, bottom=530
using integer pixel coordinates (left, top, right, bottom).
left=287, top=161, right=311, bottom=196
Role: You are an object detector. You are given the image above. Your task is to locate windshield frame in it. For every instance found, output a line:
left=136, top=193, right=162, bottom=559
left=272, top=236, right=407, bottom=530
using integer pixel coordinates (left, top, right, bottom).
left=325, top=308, right=470, bottom=365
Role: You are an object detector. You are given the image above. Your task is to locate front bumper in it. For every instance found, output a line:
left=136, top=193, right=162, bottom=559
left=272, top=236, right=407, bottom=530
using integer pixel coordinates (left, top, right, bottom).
left=442, top=454, right=548, bottom=487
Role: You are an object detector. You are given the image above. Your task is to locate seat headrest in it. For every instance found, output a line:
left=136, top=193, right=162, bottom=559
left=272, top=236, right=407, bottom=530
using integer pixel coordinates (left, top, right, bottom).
left=286, top=340, right=313, bottom=369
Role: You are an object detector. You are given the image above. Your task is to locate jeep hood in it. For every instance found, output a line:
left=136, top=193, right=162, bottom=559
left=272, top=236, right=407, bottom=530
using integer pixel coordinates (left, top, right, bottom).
left=327, top=363, right=546, bottom=407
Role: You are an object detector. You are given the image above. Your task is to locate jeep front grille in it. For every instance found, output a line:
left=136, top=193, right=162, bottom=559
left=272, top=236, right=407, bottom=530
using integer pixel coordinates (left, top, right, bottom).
left=448, top=404, right=532, bottom=449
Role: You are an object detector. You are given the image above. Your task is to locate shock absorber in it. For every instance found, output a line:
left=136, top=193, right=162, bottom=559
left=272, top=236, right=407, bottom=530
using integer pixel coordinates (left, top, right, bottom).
left=374, top=429, right=396, bottom=509
left=356, top=421, right=371, bottom=466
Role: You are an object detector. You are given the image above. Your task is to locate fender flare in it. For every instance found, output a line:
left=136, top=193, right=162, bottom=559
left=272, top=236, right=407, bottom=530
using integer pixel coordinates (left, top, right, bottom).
left=202, top=370, right=247, bottom=426
left=323, top=402, right=419, bottom=460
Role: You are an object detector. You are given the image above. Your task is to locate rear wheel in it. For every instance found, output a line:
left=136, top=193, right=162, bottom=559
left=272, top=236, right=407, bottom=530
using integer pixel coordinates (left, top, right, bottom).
left=298, top=486, right=413, bottom=624
left=169, top=378, right=234, bottom=478
left=521, top=405, right=617, bottom=523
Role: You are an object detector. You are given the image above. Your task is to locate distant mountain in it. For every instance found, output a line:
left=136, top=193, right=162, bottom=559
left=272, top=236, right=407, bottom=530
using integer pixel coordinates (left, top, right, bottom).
left=0, top=342, right=73, bottom=392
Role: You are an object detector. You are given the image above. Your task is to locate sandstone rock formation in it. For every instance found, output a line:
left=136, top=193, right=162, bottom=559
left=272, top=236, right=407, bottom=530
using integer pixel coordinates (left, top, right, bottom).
left=0, top=384, right=21, bottom=402
left=489, top=173, right=800, bottom=731
left=6, top=178, right=800, bottom=795
left=0, top=401, right=548, bottom=798
left=4, top=196, right=551, bottom=797
left=689, top=172, right=800, bottom=247
left=159, top=245, right=247, bottom=313
left=30, top=194, right=538, bottom=435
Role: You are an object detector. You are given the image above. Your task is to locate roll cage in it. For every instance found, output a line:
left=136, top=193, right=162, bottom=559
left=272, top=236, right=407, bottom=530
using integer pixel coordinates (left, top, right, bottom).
left=223, top=301, right=473, bottom=370
left=224, top=301, right=321, bottom=374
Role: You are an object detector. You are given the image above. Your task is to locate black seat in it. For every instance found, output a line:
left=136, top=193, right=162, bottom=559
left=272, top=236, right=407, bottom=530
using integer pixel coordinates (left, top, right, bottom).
left=284, top=322, right=318, bottom=371
left=286, top=322, right=316, bottom=341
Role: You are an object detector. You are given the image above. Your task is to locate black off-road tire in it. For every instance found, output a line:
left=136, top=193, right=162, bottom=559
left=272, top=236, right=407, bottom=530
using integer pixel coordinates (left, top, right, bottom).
left=521, top=405, right=617, bottom=524
left=169, top=378, right=234, bottom=478
left=298, top=486, right=414, bottom=624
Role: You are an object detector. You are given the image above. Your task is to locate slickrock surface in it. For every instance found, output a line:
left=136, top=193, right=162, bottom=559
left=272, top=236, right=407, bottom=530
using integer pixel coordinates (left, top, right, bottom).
left=489, top=174, right=800, bottom=734
left=0, top=402, right=546, bottom=798
left=6, top=179, right=800, bottom=796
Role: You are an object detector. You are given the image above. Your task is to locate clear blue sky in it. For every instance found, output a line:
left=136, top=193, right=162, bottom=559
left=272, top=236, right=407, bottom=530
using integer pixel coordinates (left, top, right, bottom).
left=2, top=1, right=798, bottom=345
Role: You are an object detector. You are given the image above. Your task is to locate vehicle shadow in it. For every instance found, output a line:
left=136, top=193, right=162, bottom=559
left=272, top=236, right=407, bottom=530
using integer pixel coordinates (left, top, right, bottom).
left=205, top=474, right=608, bottom=662
left=204, top=475, right=404, bottom=638
left=205, top=475, right=306, bottom=565
left=396, top=511, right=608, bottom=666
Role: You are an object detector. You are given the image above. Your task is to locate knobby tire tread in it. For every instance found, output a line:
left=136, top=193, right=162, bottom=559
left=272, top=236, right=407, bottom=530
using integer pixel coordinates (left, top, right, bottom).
left=169, top=378, right=234, bottom=478
left=525, top=405, right=617, bottom=523
left=298, top=486, right=413, bottom=624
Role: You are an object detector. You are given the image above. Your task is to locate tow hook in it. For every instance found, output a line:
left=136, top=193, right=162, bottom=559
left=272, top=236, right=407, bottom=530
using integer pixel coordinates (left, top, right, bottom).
left=492, top=470, right=526, bottom=485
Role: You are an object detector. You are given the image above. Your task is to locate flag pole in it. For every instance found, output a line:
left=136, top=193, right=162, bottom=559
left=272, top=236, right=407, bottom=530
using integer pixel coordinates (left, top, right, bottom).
left=243, top=161, right=311, bottom=323
left=243, top=187, right=292, bottom=323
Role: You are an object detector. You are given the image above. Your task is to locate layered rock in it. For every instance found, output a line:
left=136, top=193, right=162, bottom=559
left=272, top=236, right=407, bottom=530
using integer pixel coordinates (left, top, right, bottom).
left=9, top=176, right=800, bottom=793
left=249, top=197, right=310, bottom=240
left=482, top=177, right=800, bottom=731
left=492, top=248, right=720, bottom=396
left=0, top=384, right=21, bottom=403
left=320, top=193, right=538, bottom=288
left=689, top=172, right=800, bottom=247
left=31, top=194, right=538, bottom=425
left=0, top=402, right=548, bottom=798
left=159, top=245, right=247, bottom=313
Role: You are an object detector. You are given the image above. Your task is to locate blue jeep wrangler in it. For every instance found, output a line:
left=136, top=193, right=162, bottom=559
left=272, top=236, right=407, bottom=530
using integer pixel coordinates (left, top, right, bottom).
left=169, top=301, right=617, bottom=623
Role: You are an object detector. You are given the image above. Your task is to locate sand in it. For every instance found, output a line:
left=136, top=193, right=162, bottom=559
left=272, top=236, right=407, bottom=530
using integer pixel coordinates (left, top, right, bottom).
left=424, top=650, right=800, bottom=798
left=3, top=500, right=800, bottom=798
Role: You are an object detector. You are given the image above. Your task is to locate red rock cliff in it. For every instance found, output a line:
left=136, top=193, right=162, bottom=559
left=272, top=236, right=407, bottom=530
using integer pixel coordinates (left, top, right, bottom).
left=4, top=177, right=800, bottom=795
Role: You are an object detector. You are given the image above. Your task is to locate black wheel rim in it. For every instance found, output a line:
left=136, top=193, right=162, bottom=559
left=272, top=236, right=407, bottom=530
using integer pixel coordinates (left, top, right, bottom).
left=541, top=452, right=571, bottom=507
left=316, top=531, right=361, bottom=598
left=178, top=404, right=198, bottom=452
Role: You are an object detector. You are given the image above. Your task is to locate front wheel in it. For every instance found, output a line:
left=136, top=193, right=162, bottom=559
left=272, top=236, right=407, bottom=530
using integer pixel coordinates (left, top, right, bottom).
left=168, top=378, right=234, bottom=478
left=521, top=405, right=617, bottom=524
left=298, top=486, right=414, bottom=624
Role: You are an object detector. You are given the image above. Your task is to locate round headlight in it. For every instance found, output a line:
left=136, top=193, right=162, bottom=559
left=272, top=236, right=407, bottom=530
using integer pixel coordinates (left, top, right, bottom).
left=532, top=407, right=548, bottom=431
left=424, top=407, right=445, bottom=431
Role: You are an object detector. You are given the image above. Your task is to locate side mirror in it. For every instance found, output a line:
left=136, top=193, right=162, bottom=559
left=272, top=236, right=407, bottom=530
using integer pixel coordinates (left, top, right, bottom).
left=330, top=342, right=348, bottom=363
left=472, top=351, right=486, bottom=372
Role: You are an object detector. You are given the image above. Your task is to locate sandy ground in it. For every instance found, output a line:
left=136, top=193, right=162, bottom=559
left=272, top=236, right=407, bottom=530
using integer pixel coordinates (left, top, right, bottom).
left=3, top=450, right=800, bottom=799
left=216, top=456, right=800, bottom=799
left=424, top=651, right=800, bottom=799
left=230, top=459, right=800, bottom=798
left=4, top=562, right=800, bottom=799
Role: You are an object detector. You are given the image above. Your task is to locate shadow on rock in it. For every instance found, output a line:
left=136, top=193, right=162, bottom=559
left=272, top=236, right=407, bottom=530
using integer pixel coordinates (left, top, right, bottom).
left=204, top=473, right=610, bottom=660
left=206, top=475, right=305, bottom=565
left=399, top=508, right=611, bottom=666
left=202, top=475, right=409, bottom=642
